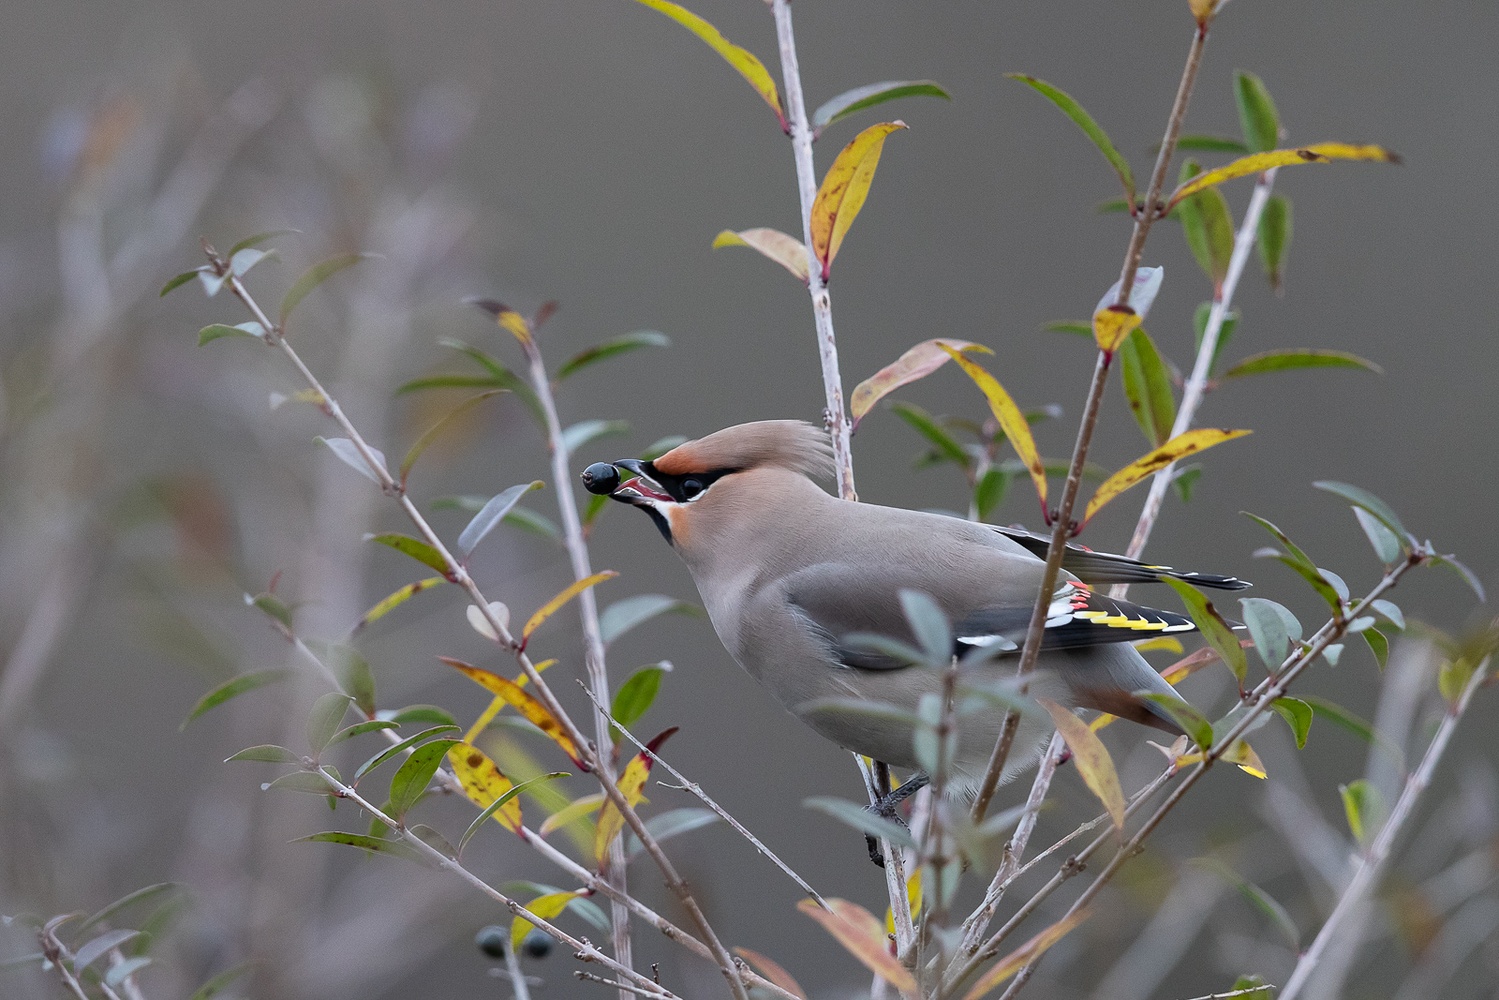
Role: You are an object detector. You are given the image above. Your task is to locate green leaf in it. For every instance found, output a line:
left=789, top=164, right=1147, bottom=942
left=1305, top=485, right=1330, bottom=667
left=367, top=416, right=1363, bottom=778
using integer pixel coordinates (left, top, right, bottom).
left=228, top=247, right=274, bottom=278
left=74, top=929, right=142, bottom=972
left=307, top=692, right=354, bottom=754
left=1234, top=70, right=1281, bottom=154
left=366, top=532, right=451, bottom=577
left=79, top=883, right=182, bottom=935
left=1118, top=327, right=1176, bottom=447
left=385, top=705, right=457, bottom=729
left=197, top=322, right=265, bottom=346
left=973, top=466, right=1010, bottom=521
left=457, top=481, right=545, bottom=559
left=189, top=963, right=253, bottom=1000
left=612, top=666, right=666, bottom=735
left=1340, top=778, right=1386, bottom=845
left=226, top=744, right=301, bottom=764
left=1351, top=508, right=1402, bottom=565
left=1258, top=193, right=1292, bottom=292
left=104, top=956, right=152, bottom=987
left=890, top=402, right=970, bottom=468
left=1136, top=692, right=1214, bottom=750
left=629, top=0, right=786, bottom=130
left=1176, top=160, right=1235, bottom=287
left=812, top=80, right=950, bottom=135
left=1269, top=697, right=1313, bottom=749
left=399, top=390, right=503, bottom=484
left=1193, top=302, right=1239, bottom=377
left=804, top=796, right=916, bottom=849
left=181, top=669, right=291, bottom=729
left=353, top=724, right=460, bottom=781
left=1430, top=554, right=1486, bottom=601
left=1313, top=481, right=1410, bottom=543
left=279, top=252, right=371, bottom=327
left=388, top=739, right=461, bottom=820
left=583, top=492, right=610, bottom=531
left=1220, top=349, right=1382, bottom=381
left=1007, top=74, right=1134, bottom=201
left=561, top=419, right=630, bottom=458
left=262, top=771, right=335, bottom=794
left=1163, top=578, right=1249, bottom=686
left=458, top=771, right=568, bottom=855
left=161, top=269, right=205, bottom=297
left=600, top=594, right=697, bottom=645
left=1042, top=320, right=1093, bottom=337
left=249, top=591, right=294, bottom=629
left=625, top=806, right=721, bottom=859
left=900, top=589, right=952, bottom=664
left=1196, top=858, right=1299, bottom=950
left=1175, top=134, right=1249, bottom=153
left=228, top=229, right=301, bottom=257
left=1227, top=975, right=1273, bottom=1000
left=1171, top=465, right=1202, bottom=502
left=295, top=831, right=422, bottom=860
left=1363, top=625, right=1391, bottom=669
left=327, top=720, right=400, bottom=746
left=1239, top=597, right=1293, bottom=669
left=1242, top=512, right=1344, bottom=613
left=555, top=331, right=670, bottom=381
left=395, top=373, right=511, bottom=393
left=1302, top=697, right=1404, bottom=771
left=323, top=644, right=377, bottom=715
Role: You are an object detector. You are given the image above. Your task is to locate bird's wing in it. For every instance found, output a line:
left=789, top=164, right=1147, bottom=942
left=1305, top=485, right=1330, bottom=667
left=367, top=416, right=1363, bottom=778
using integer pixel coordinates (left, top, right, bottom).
left=989, top=525, right=1251, bottom=591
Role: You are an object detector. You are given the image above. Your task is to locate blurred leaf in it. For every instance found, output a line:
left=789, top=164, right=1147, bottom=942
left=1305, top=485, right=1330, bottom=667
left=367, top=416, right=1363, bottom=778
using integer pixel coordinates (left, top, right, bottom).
left=226, top=744, right=301, bottom=764
left=1220, top=349, right=1381, bottom=381
left=249, top=591, right=294, bottom=629
left=386, top=705, right=457, bottom=728
left=354, top=577, right=445, bottom=631
left=353, top=725, right=460, bottom=781
left=561, top=419, right=630, bottom=458
left=323, top=644, right=377, bottom=715
left=1258, top=193, right=1293, bottom=292
left=890, top=402, right=969, bottom=467
left=583, top=492, right=610, bottom=531
left=1371, top=599, right=1405, bottom=630
left=279, top=252, right=371, bottom=327
left=295, top=831, right=421, bottom=860
left=1085, top=429, right=1250, bottom=525
left=1304, top=697, right=1404, bottom=770
left=734, top=947, right=808, bottom=1000
left=556, top=330, right=670, bottom=381
left=797, top=898, right=917, bottom=992
left=447, top=742, right=524, bottom=835
left=74, top=930, right=142, bottom=972
left=810, top=122, right=908, bottom=279
left=813, top=80, right=949, bottom=135
left=388, top=738, right=461, bottom=820
left=1431, top=554, right=1486, bottom=601
left=181, top=669, right=290, bottom=729
left=1168, top=143, right=1400, bottom=208
left=1007, top=74, right=1134, bottom=200
left=468, top=299, right=534, bottom=347
left=1175, top=134, right=1249, bottom=153
left=624, top=807, right=720, bottom=859
left=161, top=268, right=205, bottom=297
left=1118, top=327, right=1176, bottom=447
left=327, top=720, right=400, bottom=746
left=630, top=0, right=786, bottom=129
left=407, top=823, right=456, bottom=859
left=600, top=594, right=697, bottom=645
left=228, top=229, right=300, bottom=257
left=900, top=589, right=953, bottom=664
left=961, top=908, right=1091, bottom=1000
left=803, top=796, right=916, bottom=849
left=1239, top=597, right=1299, bottom=669
left=425, top=337, right=544, bottom=424
left=712, top=229, right=809, bottom=281
left=523, top=571, right=618, bottom=642
left=641, top=435, right=688, bottom=461
left=459, top=771, right=567, bottom=854
left=595, top=728, right=676, bottom=862
left=943, top=346, right=1047, bottom=512
left=1234, top=70, right=1281, bottom=153
left=611, top=665, right=666, bottom=735
left=1196, top=857, right=1299, bottom=949
left=1313, top=481, right=1410, bottom=543
left=188, top=963, right=252, bottom=1000
left=442, top=658, right=584, bottom=768
left=1228, top=975, right=1274, bottom=1000
left=1042, top=320, right=1093, bottom=337
left=1137, top=693, right=1214, bottom=751
left=228, top=247, right=274, bottom=278
left=973, top=466, right=1010, bottom=521
left=1193, top=301, right=1239, bottom=377
left=1163, top=579, right=1248, bottom=688
left=261, top=771, right=335, bottom=794
left=539, top=793, right=605, bottom=838
left=510, top=891, right=578, bottom=955
left=1341, top=778, right=1386, bottom=845
left=457, top=481, right=545, bottom=559
left=79, top=884, right=181, bottom=935
left=400, top=390, right=502, bottom=484
left=307, top=692, right=354, bottom=754
left=367, top=532, right=452, bottom=577
left=850, top=339, right=991, bottom=429
left=1270, top=696, right=1314, bottom=749
left=1242, top=511, right=1343, bottom=612
left=197, top=269, right=228, bottom=297
left=1040, top=699, right=1125, bottom=828
left=104, top=957, right=151, bottom=987
left=197, top=322, right=265, bottom=346
left=316, top=436, right=387, bottom=485
left=1352, top=508, right=1402, bottom=565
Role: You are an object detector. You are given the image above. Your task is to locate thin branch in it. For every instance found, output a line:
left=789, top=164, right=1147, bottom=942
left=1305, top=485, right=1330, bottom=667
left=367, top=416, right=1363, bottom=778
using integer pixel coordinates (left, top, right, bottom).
left=575, top=971, right=676, bottom=999
left=970, top=19, right=1213, bottom=822
left=503, top=943, right=533, bottom=1000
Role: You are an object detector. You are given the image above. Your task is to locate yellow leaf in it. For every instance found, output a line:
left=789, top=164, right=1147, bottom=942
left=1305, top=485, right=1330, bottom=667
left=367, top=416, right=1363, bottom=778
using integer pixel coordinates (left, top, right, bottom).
left=511, top=890, right=579, bottom=954
left=442, top=658, right=584, bottom=768
left=1166, top=143, right=1399, bottom=208
left=594, top=728, right=676, bottom=863
left=942, top=345, right=1048, bottom=512
left=538, top=792, right=605, bottom=838
left=522, top=570, right=618, bottom=642
left=961, top=908, right=1091, bottom=1000
left=631, top=0, right=785, bottom=129
left=354, top=576, right=446, bottom=631
left=464, top=660, right=554, bottom=743
left=797, top=898, right=916, bottom=992
left=1092, top=304, right=1141, bottom=353
left=1040, top=699, right=1125, bottom=830
left=1224, top=738, right=1268, bottom=778
left=447, top=742, right=522, bottom=833
left=1083, top=428, right=1252, bottom=525
left=1133, top=636, right=1185, bottom=655
left=490, top=306, right=532, bottom=347
left=733, top=947, right=808, bottom=1000
left=1188, top=0, right=1220, bottom=23
left=712, top=228, right=809, bottom=281
left=851, top=339, right=992, bottom=429
left=810, top=122, right=908, bottom=278
left=886, top=868, right=923, bottom=935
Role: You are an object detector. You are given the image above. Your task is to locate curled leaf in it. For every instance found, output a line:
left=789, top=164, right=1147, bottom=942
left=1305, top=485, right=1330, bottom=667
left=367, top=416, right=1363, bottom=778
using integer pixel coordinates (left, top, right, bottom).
left=280, top=252, right=372, bottom=327
left=712, top=228, right=809, bottom=282
left=812, top=79, right=950, bottom=136
left=1166, top=143, right=1399, bottom=209
left=1083, top=429, right=1250, bottom=525
left=630, top=0, right=785, bottom=129
left=810, top=122, right=908, bottom=279
left=850, top=339, right=991, bottom=429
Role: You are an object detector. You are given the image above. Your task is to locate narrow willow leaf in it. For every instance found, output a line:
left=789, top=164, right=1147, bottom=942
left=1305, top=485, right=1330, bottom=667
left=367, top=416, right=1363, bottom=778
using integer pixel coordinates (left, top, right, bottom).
left=1084, top=429, right=1251, bottom=525
left=188, top=963, right=252, bottom=1000
left=1270, top=696, right=1314, bottom=749
left=1118, top=328, right=1176, bottom=447
left=1258, top=193, right=1293, bottom=292
left=510, top=891, right=579, bottom=955
left=1007, top=74, right=1134, bottom=200
left=556, top=330, right=670, bottom=381
left=318, top=643, right=377, bottom=715
left=161, top=269, right=205, bottom=297
left=386, top=705, right=457, bottom=728
left=1191, top=186, right=1234, bottom=287
left=1163, top=578, right=1248, bottom=687
left=1176, top=134, right=1249, bottom=153
left=561, top=419, right=629, bottom=458
left=388, top=738, right=461, bottom=819
left=1167, top=143, right=1400, bottom=208
left=522, top=571, right=618, bottom=642
left=74, top=930, right=142, bottom=972
left=974, top=466, right=1010, bottom=521
left=295, top=831, right=422, bottom=860
left=712, top=228, right=809, bottom=281
left=629, top=0, right=785, bottom=128
left=611, top=665, right=666, bottom=735
left=1304, top=697, right=1398, bottom=762
left=849, top=339, right=991, bottom=429
left=1240, top=597, right=1294, bottom=669
left=79, top=884, right=182, bottom=934
left=1039, top=699, right=1125, bottom=829
left=1197, top=858, right=1299, bottom=949
left=890, top=402, right=970, bottom=467
left=399, top=390, right=502, bottom=484
left=1431, top=554, right=1486, bottom=601
left=900, top=589, right=953, bottom=664
left=600, top=594, right=696, bottom=645
left=307, top=692, right=354, bottom=754
left=279, top=252, right=371, bottom=326
left=1042, top=320, right=1093, bottom=337
left=353, top=724, right=460, bottom=781
left=1353, top=506, right=1402, bottom=565
left=1137, top=692, right=1215, bottom=751
left=734, top=948, right=808, bottom=1000
left=198, top=322, right=265, bottom=346
left=457, top=481, right=545, bottom=558
left=1341, top=778, right=1386, bottom=845
left=809, top=122, right=907, bottom=279
left=942, top=347, right=1047, bottom=512
left=1220, top=349, right=1382, bottom=381
left=595, top=728, right=676, bottom=862
left=1234, top=71, right=1281, bottom=153
left=441, top=658, right=584, bottom=768
left=226, top=744, right=301, bottom=764
left=459, top=772, right=567, bottom=854
left=1242, top=511, right=1343, bottom=612
left=316, top=437, right=387, bottom=485
left=447, top=743, right=524, bottom=835
left=262, top=771, right=335, bottom=794
left=797, top=898, right=918, bottom=992
left=228, top=228, right=301, bottom=257
left=813, top=80, right=949, bottom=136
left=539, top=793, right=605, bottom=838
left=960, top=908, right=1091, bottom=1000
left=182, top=669, right=290, bottom=729
left=1313, top=481, right=1410, bottom=542
left=354, top=577, right=445, bottom=630
left=327, top=720, right=400, bottom=746
left=367, top=532, right=451, bottom=577
left=1193, top=302, right=1239, bottom=377
left=624, top=807, right=720, bottom=859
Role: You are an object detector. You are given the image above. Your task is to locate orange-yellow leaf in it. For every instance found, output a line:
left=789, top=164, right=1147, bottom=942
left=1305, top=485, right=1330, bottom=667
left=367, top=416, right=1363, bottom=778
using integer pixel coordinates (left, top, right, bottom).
left=631, top=0, right=785, bottom=129
left=354, top=576, right=446, bottom=631
left=712, top=228, right=809, bottom=281
left=733, top=947, right=808, bottom=1000
left=1092, top=305, right=1141, bottom=353
left=522, top=571, right=618, bottom=642
left=1083, top=428, right=1252, bottom=525
left=594, top=727, right=676, bottom=863
left=1188, top=0, right=1221, bottom=24
left=512, top=890, right=580, bottom=954
left=851, top=340, right=992, bottom=429
left=442, top=658, right=584, bottom=768
left=797, top=898, right=916, bottom=993
left=447, top=742, right=522, bottom=834
left=942, top=345, right=1047, bottom=512
left=464, top=660, right=554, bottom=742
left=1180, top=738, right=1268, bottom=778
left=1166, top=143, right=1399, bottom=208
left=810, top=122, right=907, bottom=279
left=538, top=792, right=605, bottom=838
left=961, top=908, right=1092, bottom=1000
left=1040, top=699, right=1125, bottom=830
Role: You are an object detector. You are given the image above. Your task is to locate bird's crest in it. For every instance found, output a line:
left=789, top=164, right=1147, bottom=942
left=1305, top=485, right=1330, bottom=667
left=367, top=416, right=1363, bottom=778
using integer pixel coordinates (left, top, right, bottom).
left=654, top=420, right=835, bottom=481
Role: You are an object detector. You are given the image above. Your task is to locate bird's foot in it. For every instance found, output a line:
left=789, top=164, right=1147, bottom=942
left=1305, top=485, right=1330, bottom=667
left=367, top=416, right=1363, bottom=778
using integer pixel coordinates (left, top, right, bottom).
left=864, top=772, right=931, bottom=867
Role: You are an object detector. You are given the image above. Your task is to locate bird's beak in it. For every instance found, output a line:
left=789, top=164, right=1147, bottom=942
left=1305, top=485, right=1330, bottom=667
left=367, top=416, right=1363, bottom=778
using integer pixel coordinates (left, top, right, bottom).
left=581, top=460, right=671, bottom=506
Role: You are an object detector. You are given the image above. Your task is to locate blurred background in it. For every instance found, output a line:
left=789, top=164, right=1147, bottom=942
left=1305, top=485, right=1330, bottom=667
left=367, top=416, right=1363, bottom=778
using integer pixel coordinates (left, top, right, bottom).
left=1, top=1, right=1496, bottom=997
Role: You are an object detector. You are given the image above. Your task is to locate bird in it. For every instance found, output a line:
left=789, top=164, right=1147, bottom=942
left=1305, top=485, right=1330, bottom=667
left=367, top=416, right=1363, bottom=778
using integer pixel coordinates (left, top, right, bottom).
left=581, top=420, right=1248, bottom=795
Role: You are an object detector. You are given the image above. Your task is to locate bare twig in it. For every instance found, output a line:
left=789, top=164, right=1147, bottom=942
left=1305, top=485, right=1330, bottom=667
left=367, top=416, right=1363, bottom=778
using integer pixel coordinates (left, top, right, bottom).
left=37, top=919, right=94, bottom=1000
left=503, top=943, right=533, bottom=1000
left=575, top=971, right=676, bottom=999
